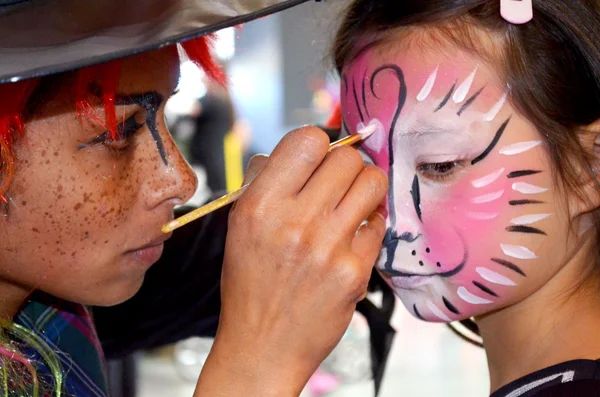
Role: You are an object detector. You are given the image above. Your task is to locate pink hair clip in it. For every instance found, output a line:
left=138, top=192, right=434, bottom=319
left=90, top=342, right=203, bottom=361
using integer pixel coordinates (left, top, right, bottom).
left=500, top=0, right=533, bottom=24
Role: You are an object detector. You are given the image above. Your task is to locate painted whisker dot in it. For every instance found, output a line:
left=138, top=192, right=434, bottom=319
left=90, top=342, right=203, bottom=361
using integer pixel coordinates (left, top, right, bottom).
left=411, top=250, right=416, bottom=256
left=419, top=261, right=424, bottom=266
left=426, top=248, right=430, bottom=253
left=436, top=262, right=441, bottom=267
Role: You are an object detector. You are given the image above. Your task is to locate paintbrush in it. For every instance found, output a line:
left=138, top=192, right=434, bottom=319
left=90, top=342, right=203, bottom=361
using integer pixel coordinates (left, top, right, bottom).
left=162, top=124, right=377, bottom=234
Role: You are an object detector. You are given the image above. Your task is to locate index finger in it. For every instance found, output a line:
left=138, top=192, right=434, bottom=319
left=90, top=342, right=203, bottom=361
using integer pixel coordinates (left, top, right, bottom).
left=248, top=126, right=330, bottom=197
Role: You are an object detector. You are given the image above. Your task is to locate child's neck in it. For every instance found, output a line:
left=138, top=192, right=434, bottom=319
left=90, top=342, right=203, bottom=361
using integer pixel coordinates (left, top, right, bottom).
left=478, top=240, right=600, bottom=393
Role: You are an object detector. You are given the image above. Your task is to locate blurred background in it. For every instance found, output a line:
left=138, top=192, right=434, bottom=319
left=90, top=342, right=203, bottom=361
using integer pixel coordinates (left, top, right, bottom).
left=109, top=1, right=490, bottom=396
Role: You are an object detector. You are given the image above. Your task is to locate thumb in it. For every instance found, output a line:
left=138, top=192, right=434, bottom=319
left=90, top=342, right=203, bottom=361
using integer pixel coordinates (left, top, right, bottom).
left=352, top=208, right=387, bottom=268
left=243, top=154, right=269, bottom=185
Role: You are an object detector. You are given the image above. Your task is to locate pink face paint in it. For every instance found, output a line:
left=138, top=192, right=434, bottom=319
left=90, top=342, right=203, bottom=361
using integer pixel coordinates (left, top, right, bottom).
left=341, top=47, right=551, bottom=322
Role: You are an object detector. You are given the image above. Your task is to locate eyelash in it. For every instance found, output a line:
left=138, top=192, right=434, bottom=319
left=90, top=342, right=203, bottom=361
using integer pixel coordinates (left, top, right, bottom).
left=417, top=160, right=466, bottom=182
left=89, top=114, right=145, bottom=152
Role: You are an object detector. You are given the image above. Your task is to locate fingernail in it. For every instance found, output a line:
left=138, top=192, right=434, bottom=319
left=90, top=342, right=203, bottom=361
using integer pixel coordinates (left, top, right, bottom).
left=376, top=205, right=388, bottom=220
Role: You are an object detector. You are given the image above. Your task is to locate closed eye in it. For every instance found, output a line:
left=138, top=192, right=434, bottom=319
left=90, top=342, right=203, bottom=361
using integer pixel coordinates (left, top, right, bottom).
left=79, top=113, right=145, bottom=151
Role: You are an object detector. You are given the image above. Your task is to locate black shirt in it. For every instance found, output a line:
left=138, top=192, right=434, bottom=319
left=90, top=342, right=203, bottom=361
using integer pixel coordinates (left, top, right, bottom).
left=491, top=359, right=600, bottom=396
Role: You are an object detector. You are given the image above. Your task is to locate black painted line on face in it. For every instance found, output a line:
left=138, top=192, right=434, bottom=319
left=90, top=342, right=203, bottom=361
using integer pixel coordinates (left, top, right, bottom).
left=507, top=170, right=542, bottom=178
left=352, top=79, right=365, bottom=124
left=507, top=225, right=547, bottom=235
left=399, top=232, right=421, bottom=242
left=414, top=304, right=425, bottom=320
left=443, top=297, right=461, bottom=315
left=371, top=64, right=407, bottom=231
left=491, top=258, right=526, bottom=277
left=434, top=81, right=456, bottom=112
left=411, top=174, right=422, bottom=222
left=384, top=231, right=400, bottom=276
left=509, top=199, right=544, bottom=206
left=362, top=71, right=370, bottom=119
left=473, top=281, right=498, bottom=297
left=116, top=92, right=167, bottom=165
left=457, top=86, right=485, bottom=116
left=471, top=117, right=511, bottom=165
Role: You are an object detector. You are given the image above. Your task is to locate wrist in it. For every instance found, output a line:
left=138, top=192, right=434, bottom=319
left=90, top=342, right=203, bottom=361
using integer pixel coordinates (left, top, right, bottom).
left=196, top=338, right=308, bottom=397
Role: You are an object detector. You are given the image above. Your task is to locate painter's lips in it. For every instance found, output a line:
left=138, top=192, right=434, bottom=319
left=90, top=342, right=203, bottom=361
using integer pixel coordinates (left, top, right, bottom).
left=126, top=232, right=173, bottom=267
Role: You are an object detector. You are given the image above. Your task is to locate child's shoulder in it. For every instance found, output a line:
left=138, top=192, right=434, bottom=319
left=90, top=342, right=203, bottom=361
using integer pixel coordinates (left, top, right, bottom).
left=491, top=359, right=600, bottom=397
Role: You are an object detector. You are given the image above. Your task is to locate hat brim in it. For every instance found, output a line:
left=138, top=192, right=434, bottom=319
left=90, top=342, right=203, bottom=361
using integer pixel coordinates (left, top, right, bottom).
left=0, top=0, right=310, bottom=83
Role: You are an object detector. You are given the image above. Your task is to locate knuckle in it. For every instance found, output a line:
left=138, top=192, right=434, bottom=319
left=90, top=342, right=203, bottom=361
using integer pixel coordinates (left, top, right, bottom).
left=287, top=127, right=330, bottom=161
left=279, top=225, right=311, bottom=256
left=336, top=261, right=369, bottom=296
left=329, top=146, right=364, bottom=172
left=363, top=165, right=389, bottom=197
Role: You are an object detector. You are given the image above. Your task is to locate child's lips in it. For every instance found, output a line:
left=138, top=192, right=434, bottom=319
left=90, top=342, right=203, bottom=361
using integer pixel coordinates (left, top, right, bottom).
left=390, top=275, right=430, bottom=290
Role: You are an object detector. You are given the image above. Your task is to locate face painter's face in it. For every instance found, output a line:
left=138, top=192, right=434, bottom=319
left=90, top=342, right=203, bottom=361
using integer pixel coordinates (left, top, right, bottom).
left=0, top=47, right=197, bottom=306
left=341, top=42, right=577, bottom=322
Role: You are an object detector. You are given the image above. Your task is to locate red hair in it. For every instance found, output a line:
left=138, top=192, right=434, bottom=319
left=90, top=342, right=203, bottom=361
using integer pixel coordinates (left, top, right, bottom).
left=0, top=35, right=226, bottom=200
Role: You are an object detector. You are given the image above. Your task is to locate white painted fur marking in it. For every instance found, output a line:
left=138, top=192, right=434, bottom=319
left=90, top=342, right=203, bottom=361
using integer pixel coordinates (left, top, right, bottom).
left=453, top=66, right=478, bottom=103
left=417, top=66, right=438, bottom=102
left=457, top=287, right=493, bottom=304
left=482, top=92, right=508, bottom=121
left=501, top=244, right=538, bottom=259
left=510, top=214, right=551, bottom=225
left=476, top=267, right=516, bottom=286
left=512, top=182, right=548, bottom=195
left=426, top=300, right=452, bottom=322
left=467, top=212, right=498, bottom=220
left=499, top=140, right=541, bottom=155
left=472, top=168, right=505, bottom=188
left=472, top=190, right=504, bottom=204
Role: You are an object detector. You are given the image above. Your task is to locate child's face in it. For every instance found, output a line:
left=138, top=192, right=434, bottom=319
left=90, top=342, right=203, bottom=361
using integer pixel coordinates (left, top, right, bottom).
left=341, top=42, right=580, bottom=322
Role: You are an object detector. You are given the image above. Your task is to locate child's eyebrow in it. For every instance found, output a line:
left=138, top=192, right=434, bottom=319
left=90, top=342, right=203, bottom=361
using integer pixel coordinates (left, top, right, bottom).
left=405, top=124, right=460, bottom=139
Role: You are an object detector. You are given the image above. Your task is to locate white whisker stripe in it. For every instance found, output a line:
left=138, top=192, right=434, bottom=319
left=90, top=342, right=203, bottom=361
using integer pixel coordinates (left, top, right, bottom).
left=510, top=213, right=551, bottom=225
left=426, top=300, right=452, bottom=322
left=501, top=243, right=538, bottom=259
left=457, top=286, right=493, bottom=305
left=417, top=66, right=438, bottom=102
left=499, top=140, right=541, bottom=155
left=512, top=182, right=548, bottom=195
left=472, top=168, right=505, bottom=188
left=472, top=190, right=504, bottom=204
left=467, top=212, right=498, bottom=220
left=453, top=66, right=478, bottom=103
left=482, top=92, right=508, bottom=122
left=476, top=267, right=516, bottom=286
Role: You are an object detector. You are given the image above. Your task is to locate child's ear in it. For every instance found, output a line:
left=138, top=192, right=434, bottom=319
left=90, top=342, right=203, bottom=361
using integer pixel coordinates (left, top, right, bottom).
left=570, top=121, right=600, bottom=218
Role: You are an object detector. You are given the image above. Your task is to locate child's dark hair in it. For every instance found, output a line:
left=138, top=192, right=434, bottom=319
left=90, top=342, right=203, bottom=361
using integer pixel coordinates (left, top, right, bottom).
left=333, top=0, right=600, bottom=343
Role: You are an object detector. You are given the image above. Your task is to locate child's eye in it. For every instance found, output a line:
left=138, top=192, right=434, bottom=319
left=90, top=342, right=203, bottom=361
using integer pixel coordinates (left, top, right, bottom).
left=418, top=161, right=464, bottom=181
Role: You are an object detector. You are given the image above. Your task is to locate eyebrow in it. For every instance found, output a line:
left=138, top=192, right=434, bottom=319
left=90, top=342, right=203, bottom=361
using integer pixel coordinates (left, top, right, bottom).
left=404, top=124, right=460, bottom=139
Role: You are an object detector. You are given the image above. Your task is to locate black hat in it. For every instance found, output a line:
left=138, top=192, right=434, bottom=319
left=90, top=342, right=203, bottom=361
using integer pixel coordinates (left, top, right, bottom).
left=0, top=0, right=309, bottom=83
